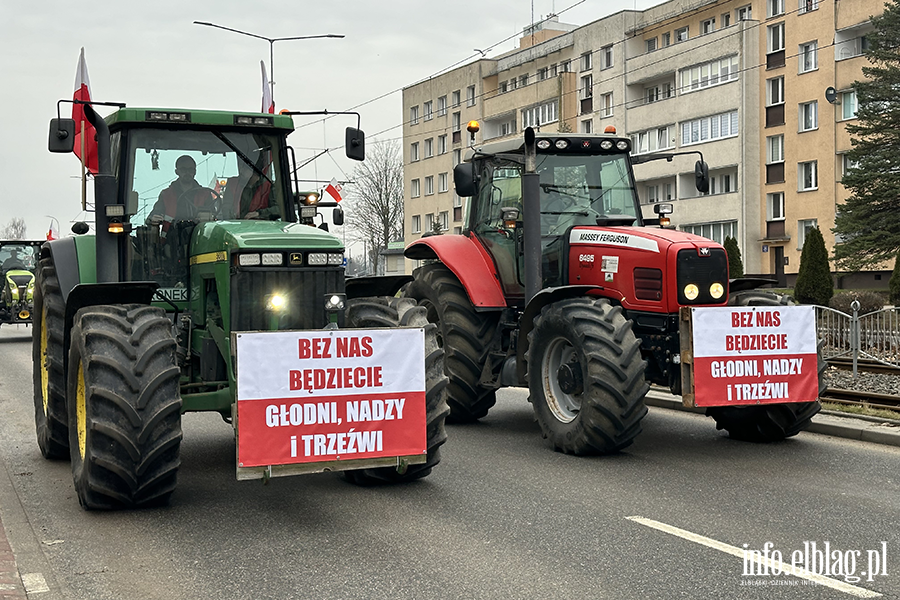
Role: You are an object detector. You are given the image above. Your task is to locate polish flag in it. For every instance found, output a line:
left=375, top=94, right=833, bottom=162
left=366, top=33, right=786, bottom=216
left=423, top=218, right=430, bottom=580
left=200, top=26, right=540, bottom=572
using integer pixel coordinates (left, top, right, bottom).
left=261, top=61, right=274, bottom=114
left=325, top=178, right=343, bottom=202
left=72, top=48, right=98, bottom=173
left=46, top=221, right=59, bottom=241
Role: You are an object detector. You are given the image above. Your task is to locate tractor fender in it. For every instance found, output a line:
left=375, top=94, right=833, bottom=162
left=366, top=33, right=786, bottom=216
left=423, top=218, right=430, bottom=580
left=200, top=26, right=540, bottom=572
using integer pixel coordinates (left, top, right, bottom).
left=404, top=235, right=506, bottom=308
left=40, top=238, right=81, bottom=304
left=515, top=284, right=608, bottom=383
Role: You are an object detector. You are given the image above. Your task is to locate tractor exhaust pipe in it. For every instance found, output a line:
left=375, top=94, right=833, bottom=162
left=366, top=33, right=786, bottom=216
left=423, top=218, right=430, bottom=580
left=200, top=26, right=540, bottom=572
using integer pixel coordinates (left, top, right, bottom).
left=82, top=104, right=119, bottom=283
left=522, top=127, right=541, bottom=303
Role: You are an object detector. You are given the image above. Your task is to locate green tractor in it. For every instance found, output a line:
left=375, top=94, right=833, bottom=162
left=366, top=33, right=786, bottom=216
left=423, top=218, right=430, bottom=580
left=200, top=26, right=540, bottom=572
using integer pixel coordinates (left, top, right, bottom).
left=0, top=240, right=41, bottom=326
left=40, top=104, right=448, bottom=509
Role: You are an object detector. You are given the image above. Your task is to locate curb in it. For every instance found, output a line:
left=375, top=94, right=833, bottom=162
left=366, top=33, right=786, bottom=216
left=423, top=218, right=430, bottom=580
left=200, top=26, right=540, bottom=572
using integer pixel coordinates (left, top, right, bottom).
left=644, top=390, right=900, bottom=448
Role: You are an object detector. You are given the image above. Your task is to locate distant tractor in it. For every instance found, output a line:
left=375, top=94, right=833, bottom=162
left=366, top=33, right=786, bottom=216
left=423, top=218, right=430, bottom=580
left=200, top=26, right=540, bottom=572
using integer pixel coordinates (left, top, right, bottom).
left=0, top=240, right=41, bottom=327
left=39, top=103, right=448, bottom=509
left=402, top=125, right=821, bottom=454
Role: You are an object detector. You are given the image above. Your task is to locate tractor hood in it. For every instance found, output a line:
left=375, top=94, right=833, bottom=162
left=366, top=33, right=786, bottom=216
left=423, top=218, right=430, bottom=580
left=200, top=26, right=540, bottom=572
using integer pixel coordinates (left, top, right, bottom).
left=191, top=220, right=343, bottom=256
left=568, top=225, right=723, bottom=254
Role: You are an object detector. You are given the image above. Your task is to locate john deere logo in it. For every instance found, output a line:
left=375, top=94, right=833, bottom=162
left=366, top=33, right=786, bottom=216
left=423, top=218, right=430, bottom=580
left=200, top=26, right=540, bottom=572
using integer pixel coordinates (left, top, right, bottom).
left=699, top=247, right=711, bottom=256
left=290, top=253, right=303, bottom=265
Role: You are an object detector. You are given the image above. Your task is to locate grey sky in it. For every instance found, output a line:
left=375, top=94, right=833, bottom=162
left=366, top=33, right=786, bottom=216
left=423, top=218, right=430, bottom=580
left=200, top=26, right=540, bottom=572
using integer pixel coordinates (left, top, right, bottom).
left=0, top=0, right=662, bottom=239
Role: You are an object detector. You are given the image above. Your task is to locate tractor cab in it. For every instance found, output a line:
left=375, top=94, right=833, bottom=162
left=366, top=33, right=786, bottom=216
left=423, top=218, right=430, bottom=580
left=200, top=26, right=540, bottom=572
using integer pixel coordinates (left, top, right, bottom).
left=0, top=240, right=42, bottom=325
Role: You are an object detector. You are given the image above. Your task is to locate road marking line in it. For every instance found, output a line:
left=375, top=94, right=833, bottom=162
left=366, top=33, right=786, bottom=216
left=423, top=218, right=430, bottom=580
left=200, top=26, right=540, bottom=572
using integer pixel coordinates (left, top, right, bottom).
left=626, top=516, right=882, bottom=598
left=21, top=573, right=49, bottom=594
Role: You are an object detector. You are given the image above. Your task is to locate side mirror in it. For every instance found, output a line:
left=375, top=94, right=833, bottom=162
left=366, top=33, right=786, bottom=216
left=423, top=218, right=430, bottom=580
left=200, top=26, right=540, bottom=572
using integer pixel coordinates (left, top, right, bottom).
left=694, top=160, right=710, bottom=194
left=49, top=119, right=76, bottom=153
left=333, top=207, right=344, bottom=226
left=345, top=127, right=365, bottom=162
left=453, top=162, right=478, bottom=198
left=72, top=221, right=90, bottom=235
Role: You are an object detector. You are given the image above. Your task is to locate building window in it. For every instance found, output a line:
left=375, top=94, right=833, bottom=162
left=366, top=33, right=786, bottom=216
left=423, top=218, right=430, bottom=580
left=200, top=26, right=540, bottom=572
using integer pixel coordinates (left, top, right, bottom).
left=768, top=0, right=784, bottom=17
left=679, top=56, right=739, bottom=93
left=519, top=73, right=529, bottom=87
left=425, top=213, right=434, bottom=232
left=766, top=77, right=784, bottom=105
left=580, top=52, right=592, bottom=71
left=550, top=63, right=558, bottom=77
left=737, top=5, right=752, bottom=20
left=681, top=111, right=739, bottom=146
left=410, top=142, right=419, bottom=162
left=452, top=112, right=461, bottom=131
left=580, top=74, right=593, bottom=99
left=499, top=119, right=516, bottom=137
left=560, top=60, right=571, bottom=73
left=410, top=105, right=419, bottom=125
left=631, top=125, right=674, bottom=155
left=842, top=154, right=859, bottom=175
left=841, top=91, right=858, bottom=119
left=675, top=27, right=689, bottom=42
left=799, top=101, right=818, bottom=132
left=681, top=221, right=738, bottom=245
left=721, top=12, right=731, bottom=27
left=499, top=80, right=508, bottom=94
left=665, top=183, right=674, bottom=200
left=411, top=215, right=421, bottom=234
left=799, top=41, right=818, bottom=73
left=437, top=135, right=447, bottom=155
left=799, top=0, right=818, bottom=14
left=538, top=67, right=549, bottom=81
left=510, top=77, right=518, bottom=91
left=662, top=32, right=671, bottom=47
left=424, top=138, right=433, bottom=158
left=702, top=18, right=716, bottom=34
left=768, top=22, right=785, bottom=53
left=766, top=135, right=784, bottom=164
left=766, top=192, right=785, bottom=221
left=581, top=119, right=593, bottom=133
left=452, top=90, right=461, bottom=107
left=437, top=95, right=447, bottom=116
left=425, top=176, right=434, bottom=195
left=798, top=161, right=818, bottom=191
left=467, top=85, right=476, bottom=107
left=438, top=172, right=448, bottom=193
left=838, top=36, right=869, bottom=60
left=453, top=149, right=462, bottom=166
left=411, top=179, right=421, bottom=198
left=600, top=92, right=613, bottom=117
left=522, top=100, right=559, bottom=128
left=797, top=219, right=817, bottom=249
left=645, top=82, right=673, bottom=103
left=646, top=37, right=658, bottom=52
left=646, top=185, right=660, bottom=203
left=439, top=211, right=449, bottom=230
left=601, top=45, right=613, bottom=69
left=423, top=100, right=433, bottom=121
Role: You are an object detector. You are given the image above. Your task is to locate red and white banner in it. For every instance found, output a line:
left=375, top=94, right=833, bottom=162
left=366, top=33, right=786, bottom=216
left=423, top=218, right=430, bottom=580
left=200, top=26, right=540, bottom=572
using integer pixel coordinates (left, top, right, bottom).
left=691, top=306, right=818, bottom=407
left=260, top=60, right=274, bottom=114
left=72, top=47, right=98, bottom=174
left=235, top=328, right=426, bottom=467
left=324, top=178, right=343, bottom=202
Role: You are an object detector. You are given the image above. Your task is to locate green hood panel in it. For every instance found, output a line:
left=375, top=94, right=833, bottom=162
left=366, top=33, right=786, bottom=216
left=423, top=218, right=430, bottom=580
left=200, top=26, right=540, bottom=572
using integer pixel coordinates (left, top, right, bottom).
left=190, top=220, right=344, bottom=256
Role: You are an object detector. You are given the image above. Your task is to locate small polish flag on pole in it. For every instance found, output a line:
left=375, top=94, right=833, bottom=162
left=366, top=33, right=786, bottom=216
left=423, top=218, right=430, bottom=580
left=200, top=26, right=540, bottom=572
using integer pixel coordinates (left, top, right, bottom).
left=261, top=61, right=274, bottom=114
left=72, top=47, right=98, bottom=174
left=46, top=221, right=59, bottom=241
left=325, top=178, right=343, bottom=202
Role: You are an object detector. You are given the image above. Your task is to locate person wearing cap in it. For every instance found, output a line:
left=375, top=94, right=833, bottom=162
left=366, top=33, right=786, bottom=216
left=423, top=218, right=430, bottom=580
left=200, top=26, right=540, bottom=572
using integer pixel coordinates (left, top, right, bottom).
left=147, top=155, right=216, bottom=236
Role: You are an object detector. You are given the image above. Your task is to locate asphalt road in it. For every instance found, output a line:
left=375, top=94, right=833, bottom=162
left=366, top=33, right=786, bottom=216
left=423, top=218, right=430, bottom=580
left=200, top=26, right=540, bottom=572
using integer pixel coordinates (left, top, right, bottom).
left=0, top=325, right=898, bottom=600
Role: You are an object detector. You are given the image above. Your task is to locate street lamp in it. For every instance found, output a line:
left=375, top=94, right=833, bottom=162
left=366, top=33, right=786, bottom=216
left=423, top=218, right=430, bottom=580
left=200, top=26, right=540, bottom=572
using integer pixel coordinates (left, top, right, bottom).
left=193, top=21, right=343, bottom=107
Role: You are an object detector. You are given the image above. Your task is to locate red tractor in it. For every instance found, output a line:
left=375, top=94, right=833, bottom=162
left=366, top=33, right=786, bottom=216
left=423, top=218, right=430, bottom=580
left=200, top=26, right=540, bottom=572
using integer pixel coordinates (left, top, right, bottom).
left=402, top=126, right=820, bottom=454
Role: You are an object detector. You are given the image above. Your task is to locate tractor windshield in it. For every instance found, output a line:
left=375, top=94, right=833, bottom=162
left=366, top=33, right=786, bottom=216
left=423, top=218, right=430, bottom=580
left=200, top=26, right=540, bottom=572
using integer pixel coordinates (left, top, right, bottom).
left=0, top=244, right=37, bottom=273
left=124, top=128, right=287, bottom=224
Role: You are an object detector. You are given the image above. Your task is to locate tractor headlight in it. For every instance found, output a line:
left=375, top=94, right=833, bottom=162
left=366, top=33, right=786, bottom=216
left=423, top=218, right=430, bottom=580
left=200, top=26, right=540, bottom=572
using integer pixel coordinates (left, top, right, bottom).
left=684, top=284, right=699, bottom=301
left=325, top=294, right=346, bottom=311
left=266, top=294, right=288, bottom=311
left=327, top=253, right=344, bottom=266
left=238, top=253, right=261, bottom=267
left=307, top=253, right=327, bottom=266
left=600, top=140, right=613, bottom=150
left=261, top=252, right=283, bottom=266
left=709, top=282, right=725, bottom=300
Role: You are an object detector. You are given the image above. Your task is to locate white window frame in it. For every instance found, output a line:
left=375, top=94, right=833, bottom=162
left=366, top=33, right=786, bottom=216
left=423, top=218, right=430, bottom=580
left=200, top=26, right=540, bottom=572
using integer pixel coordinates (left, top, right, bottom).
left=580, top=52, right=592, bottom=71
left=467, top=85, right=476, bottom=107
left=424, top=138, right=433, bottom=158
left=425, top=213, right=434, bottom=231
left=797, top=219, right=818, bottom=250
left=680, top=111, right=739, bottom=146
left=766, top=77, right=784, bottom=106
left=438, top=172, right=448, bottom=193
left=631, top=125, right=674, bottom=155
left=600, top=92, right=613, bottom=118
left=437, top=95, right=447, bottom=117
left=424, top=176, right=434, bottom=196
left=767, top=192, right=785, bottom=221
left=799, top=0, right=818, bottom=14
left=841, top=91, right=858, bottom=120
left=662, top=32, right=671, bottom=47
left=646, top=185, right=660, bottom=203
left=737, top=5, right=752, bottom=21
left=601, top=45, right=613, bottom=69
left=721, top=12, right=731, bottom=27
left=439, top=211, right=449, bottom=231
left=410, top=142, right=419, bottom=162
left=646, top=37, right=658, bottom=52
left=799, top=101, right=818, bottom=132
left=581, top=119, right=593, bottom=134
left=702, top=18, right=716, bottom=34
left=411, top=215, right=421, bottom=234
left=798, top=161, right=818, bottom=191
left=580, top=74, right=593, bottom=100
left=768, top=0, right=784, bottom=17
left=410, top=105, right=419, bottom=126
left=452, top=90, right=461, bottom=107
left=411, top=179, right=421, bottom=198
left=799, top=41, right=818, bottom=73
left=768, top=23, right=785, bottom=53
left=423, top=100, right=433, bottom=121
left=438, top=135, right=447, bottom=155
left=676, top=27, right=689, bottom=42
left=766, top=135, right=784, bottom=164
left=681, top=221, right=738, bottom=245
left=842, top=154, right=859, bottom=176
left=679, top=56, right=739, bottom=94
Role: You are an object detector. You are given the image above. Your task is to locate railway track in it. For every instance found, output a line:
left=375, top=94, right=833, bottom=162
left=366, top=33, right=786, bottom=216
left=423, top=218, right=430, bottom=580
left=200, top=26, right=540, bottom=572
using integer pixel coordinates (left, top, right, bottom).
left=820, top=387, right=900, bottom=413
left=825, top=356, right=900, bottom=375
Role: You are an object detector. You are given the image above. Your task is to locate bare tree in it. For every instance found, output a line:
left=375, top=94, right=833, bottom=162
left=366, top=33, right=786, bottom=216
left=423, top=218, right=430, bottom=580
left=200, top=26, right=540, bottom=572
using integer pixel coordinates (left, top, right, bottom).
left=1, top=218, right=26, bottom=240
left=344, top=139, right=404, bottom=274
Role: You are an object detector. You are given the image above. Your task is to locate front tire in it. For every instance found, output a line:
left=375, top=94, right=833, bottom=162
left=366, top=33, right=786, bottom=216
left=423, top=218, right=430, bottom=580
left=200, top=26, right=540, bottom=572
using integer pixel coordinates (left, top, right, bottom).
left=403, top=263, right=499, bottom=423
left=32, top=257, right=69, bottom=459
left=342, top=297, right=449, bottom=484
left=705, top=290, right=823, bottom=442
left=67, top=304, right=183, bottom=509
left=527, top=298, right=649, bottom=454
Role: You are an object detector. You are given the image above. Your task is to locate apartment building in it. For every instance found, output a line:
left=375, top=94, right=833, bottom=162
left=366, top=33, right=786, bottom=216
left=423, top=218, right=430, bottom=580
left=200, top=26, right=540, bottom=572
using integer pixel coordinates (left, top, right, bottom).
left=401, top=0, right=883, bottom=284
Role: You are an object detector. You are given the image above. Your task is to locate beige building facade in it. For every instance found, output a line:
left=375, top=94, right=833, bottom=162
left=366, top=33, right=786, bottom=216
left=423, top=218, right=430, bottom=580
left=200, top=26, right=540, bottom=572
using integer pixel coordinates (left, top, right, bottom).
left=401, top=0, right=883, bottom=284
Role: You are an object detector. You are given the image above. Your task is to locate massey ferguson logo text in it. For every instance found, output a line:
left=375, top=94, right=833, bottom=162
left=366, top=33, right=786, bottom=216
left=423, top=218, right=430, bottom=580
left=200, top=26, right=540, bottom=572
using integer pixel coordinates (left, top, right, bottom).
left=569, top=229, right=660, bottom=252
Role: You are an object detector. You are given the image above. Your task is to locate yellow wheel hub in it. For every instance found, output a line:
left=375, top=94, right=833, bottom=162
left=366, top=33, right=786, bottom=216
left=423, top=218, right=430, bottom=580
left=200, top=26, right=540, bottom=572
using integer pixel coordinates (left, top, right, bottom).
left=76, top=361, right=87, bottom=460
left=40, top=306, right=49, bottom=414
left=18, top=309, right=30, bottom=319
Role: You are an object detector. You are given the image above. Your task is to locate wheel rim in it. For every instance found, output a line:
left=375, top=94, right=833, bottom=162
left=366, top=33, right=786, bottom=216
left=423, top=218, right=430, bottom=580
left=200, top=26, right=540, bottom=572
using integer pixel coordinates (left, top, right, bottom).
left=76, top=361, right=87, bottom=460
left=542, top=336, right=581, bottom=423
left=40, top=303, right=49, bottom=415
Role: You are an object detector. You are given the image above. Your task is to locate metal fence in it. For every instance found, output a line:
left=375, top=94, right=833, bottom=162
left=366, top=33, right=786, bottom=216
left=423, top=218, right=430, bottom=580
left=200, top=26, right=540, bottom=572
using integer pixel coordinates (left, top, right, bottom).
left=816, top=301, right=900, bottom=376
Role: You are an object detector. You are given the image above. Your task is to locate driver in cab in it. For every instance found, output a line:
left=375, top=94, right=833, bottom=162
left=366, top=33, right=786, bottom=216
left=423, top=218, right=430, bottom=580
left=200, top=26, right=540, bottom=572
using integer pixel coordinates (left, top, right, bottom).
left=147, top=155, right=216, bottom=237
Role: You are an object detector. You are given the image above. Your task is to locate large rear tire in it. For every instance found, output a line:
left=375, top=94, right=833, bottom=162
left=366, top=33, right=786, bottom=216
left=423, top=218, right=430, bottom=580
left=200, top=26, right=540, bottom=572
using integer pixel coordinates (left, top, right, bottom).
left=67, top=304, right=183, bottom=509
left=342, top=297, right=449, bottom=484
left=32, top=257, right=69, bottom=459
left=705, top=290, right=823, bottom=442
left=527, top=298, right=649, bottom=454
left=403, top=263, right=499, bottom=423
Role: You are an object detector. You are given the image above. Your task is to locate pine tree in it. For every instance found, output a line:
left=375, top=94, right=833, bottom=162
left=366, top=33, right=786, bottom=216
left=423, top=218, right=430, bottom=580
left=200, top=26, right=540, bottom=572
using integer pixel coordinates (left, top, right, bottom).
left=833, top=0, right=900, bottom=270
left=723, top=236, right=743, bottom=278
left=794, top=227, right=833, bottom=305
left=889, top=247, right=900, bottom=304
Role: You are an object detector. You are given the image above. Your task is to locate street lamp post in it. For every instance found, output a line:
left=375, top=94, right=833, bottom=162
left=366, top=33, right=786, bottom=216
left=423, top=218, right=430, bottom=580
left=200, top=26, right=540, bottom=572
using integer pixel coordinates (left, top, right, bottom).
left=193, top=21, right=343, bottom=107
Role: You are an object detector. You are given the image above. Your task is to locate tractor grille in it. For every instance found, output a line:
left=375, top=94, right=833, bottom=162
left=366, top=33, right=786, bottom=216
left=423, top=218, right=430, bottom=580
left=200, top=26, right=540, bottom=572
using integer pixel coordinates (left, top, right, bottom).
left=230, top=268, right=345, bottom=331
left=675, top=247, right=728, bottom=305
